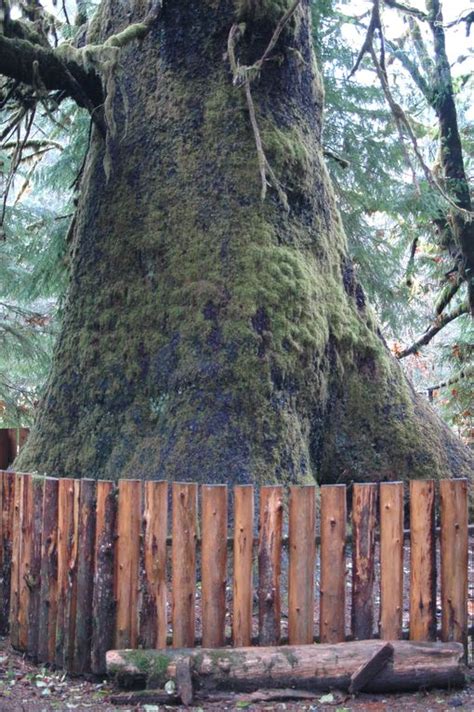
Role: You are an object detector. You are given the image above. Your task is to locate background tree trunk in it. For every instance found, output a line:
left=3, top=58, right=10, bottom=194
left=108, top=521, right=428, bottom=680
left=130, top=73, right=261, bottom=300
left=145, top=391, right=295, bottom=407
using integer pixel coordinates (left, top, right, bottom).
left=16, top=0, right=473, bottom=483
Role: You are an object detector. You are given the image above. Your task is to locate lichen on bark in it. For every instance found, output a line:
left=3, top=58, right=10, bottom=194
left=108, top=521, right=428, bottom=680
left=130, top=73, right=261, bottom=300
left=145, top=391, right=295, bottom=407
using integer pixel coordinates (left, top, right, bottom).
left=15, top=0, right=473, bottom=485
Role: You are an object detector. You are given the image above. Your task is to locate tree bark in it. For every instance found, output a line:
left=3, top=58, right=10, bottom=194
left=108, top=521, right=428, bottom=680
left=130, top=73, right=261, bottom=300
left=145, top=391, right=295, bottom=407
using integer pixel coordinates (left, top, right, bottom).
left=106, top=640, right=466, bottom=694
left=13, top=0, right=473, bottom=485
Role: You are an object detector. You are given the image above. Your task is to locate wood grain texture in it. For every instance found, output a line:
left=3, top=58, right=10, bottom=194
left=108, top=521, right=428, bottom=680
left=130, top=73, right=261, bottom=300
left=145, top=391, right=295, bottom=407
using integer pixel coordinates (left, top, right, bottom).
left=409, top=479, right=436, bottom=641
left=17, top=474, right=33, bottom=651
left=202, top=485, right=228, bottom=648
left=27, top=476, right=44, bottom=660
left=114, top=479, right=142, bottom=650
left=351, top=483, right=378, bottom=640
left=9, top=473, right=21, bottom=647
left=233, top=485, right=254, bottom=647
left=288, top=485, right=315, bottom=645
left=72, top=479, right=96, bottom=674
left=320, top=484, right=346, bottom=644
left=440, top=478, right=468, bottom=647
left=140, top=480, right=168, bottom=649
left=55, top=478, right=80, bottom=668
left=107, top=640, right=466, bottom=694
left=258, top=486, right=283, bottom=646
left=0, top=471, right=15, bottom=635
left=379, top=482, right=404, bottom=640
left=91, top=481, right=117, bottom=675
left=38, top=477, right=59, bottom=664
left=172, top=483, right=197, bottom=648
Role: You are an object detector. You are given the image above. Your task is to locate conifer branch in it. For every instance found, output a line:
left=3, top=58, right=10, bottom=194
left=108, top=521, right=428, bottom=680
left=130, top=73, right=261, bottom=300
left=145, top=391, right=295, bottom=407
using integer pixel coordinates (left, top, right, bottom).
left=397, top=301, right=469, bottom=359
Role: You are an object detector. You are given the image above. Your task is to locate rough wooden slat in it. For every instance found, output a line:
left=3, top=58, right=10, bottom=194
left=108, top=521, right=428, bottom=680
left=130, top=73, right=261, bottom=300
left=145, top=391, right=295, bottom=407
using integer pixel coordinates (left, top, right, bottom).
left=38, top=477, right=59, bottom=664
left=9, top=473, right=21, bottom=647
left=0, top=470, right=15, bottom=635
left=27, top=476, right=44, bottom=660
left=72, top=479, right=96, bottom=674
left=233, top=485, right=254, bottom=647
left=91, top=481, right=117, bottom=675
left=56, top=478, right=80, bottom=669
left=349, top=642, right=394, bottom=693
left=114, top=479, right=142, bottom=650
left=172, top=482, right=198, bottom=648
left=139, top=481, right=168, bottom=649
left=320, top=484, right=346, bottom=644
left=288, top=485, right=316, bottom=645
left=0, top=433, right=11, bottom=470
left=17, top=473, right=33, bottom=651
left=440, top=478, right=468, bottom=647
left=202, top=485, right=228, bottom=648
left=409, top=479, right=436, bottom=641
left=258, top=486, right=283, bottom=646
left=352, top=483, right=378, bottom=640
left=379, top=482, right=404, bottom=640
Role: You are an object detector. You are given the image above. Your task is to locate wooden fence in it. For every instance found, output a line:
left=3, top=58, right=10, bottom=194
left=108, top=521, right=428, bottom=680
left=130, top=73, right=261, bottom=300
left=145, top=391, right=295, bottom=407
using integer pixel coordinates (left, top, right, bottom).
left=0, top=428, right=29, bottom=470
left=0, top=471, right=470, bottom=675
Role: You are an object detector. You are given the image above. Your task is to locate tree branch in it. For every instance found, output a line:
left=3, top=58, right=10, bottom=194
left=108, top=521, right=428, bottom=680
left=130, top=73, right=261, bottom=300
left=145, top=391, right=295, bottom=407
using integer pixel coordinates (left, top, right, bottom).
left=427, top=365, right=474, bottom=396
left=384, top=0, right=428, bottom=22
left=397, top=301, right=469, bottom=359
left=0, top=33, right=104, bottom=127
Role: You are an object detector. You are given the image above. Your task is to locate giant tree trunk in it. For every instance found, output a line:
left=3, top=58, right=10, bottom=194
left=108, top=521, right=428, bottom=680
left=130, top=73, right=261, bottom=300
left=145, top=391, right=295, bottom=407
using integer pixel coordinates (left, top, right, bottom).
left=16, top=0, right=473, bottom=483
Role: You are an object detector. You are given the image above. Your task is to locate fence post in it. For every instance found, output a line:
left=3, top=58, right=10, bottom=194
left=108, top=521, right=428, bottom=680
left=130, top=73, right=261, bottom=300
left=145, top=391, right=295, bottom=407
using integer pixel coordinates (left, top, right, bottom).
left=258, top=486, right=283, bottom=646
left=202, top=484, right=228, bottom=648
left=409, top=479, right=436, bottom=641
left=38, top=477, right=59, bottom=664
left=351, top=483, right=378, bottom=640
left=288, top=485, right=316, bottom=645
left=140, top=481, right=168, bottom=649
left=233, top=485, right=254, bottom=647
left=0, top=471, right=15, bottom=635
left=91, top=480, right=117, bottom=675
left=27, top=476, right=44, bottom=660
left=440, top=478, right=468, bottom=650
left=320, top=484, right=346, bottom=643
left=72, top=479, right=96, bottom=674
left=114, top=479, right=142, bottom=650
left=172, top=482, right=198, bottom=648
left=379, top=482, right=404, bottom=640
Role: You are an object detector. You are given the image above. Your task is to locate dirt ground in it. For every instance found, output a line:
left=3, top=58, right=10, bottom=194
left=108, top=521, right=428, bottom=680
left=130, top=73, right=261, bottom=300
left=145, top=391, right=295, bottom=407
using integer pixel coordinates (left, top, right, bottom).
left=1, top=637, right=474, bottom=712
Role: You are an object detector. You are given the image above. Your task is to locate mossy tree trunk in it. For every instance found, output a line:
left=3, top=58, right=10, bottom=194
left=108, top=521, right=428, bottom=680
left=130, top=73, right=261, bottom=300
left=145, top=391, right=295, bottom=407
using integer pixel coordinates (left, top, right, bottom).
left=15, top=0, right=473, bottom=483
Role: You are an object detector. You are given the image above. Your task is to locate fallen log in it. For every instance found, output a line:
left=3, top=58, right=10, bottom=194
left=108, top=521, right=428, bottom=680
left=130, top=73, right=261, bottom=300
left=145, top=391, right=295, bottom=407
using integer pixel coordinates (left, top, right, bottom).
left=106, top=640, right=466, bottom=696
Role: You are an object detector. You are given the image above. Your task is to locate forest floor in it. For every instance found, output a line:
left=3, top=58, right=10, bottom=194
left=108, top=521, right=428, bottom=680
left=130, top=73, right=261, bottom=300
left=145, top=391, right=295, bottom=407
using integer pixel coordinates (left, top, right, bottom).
left=1, top=636, right=474, bottom=712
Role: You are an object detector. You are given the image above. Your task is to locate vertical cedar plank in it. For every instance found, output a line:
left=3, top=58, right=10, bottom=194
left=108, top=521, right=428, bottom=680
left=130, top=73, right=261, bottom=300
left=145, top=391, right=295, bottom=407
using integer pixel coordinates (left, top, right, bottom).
left=38, top=478, right=59, bottom=664
left=0, top=471, right=15, bottom=635
left=91, top=481, right=117, bottom=675
left=27, top=476, right=44, bottom=660
left=288, top=486, right=316, bottom=644
left=17, top=473, right=33, bottom=650
left=440, top=478, right=468, bottom=647
left=114, top=480, right=142, bottom=649
left=9, top=473, right=21, bottom=647
left=258, top=486, right=283, bottom=646
left=0, top=433, right=10, bottom=469
left=233, top=485, right=254, bottom=647
left=56, top=478, right=80, bottom=669
left=72, top=479, right=96, bottom=674
left=320, top=484, right=347, bottom=643
left=380, top=482, right=404, bottom=640
left=172, top=483, right=197, bottom=648
left=140, top=481, right=168, bottom=649
left=202, top=485, right=228, bottom=648
left=352, top=483, right=378, bottom=640
left=409, top=479, right=436, bottom=641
